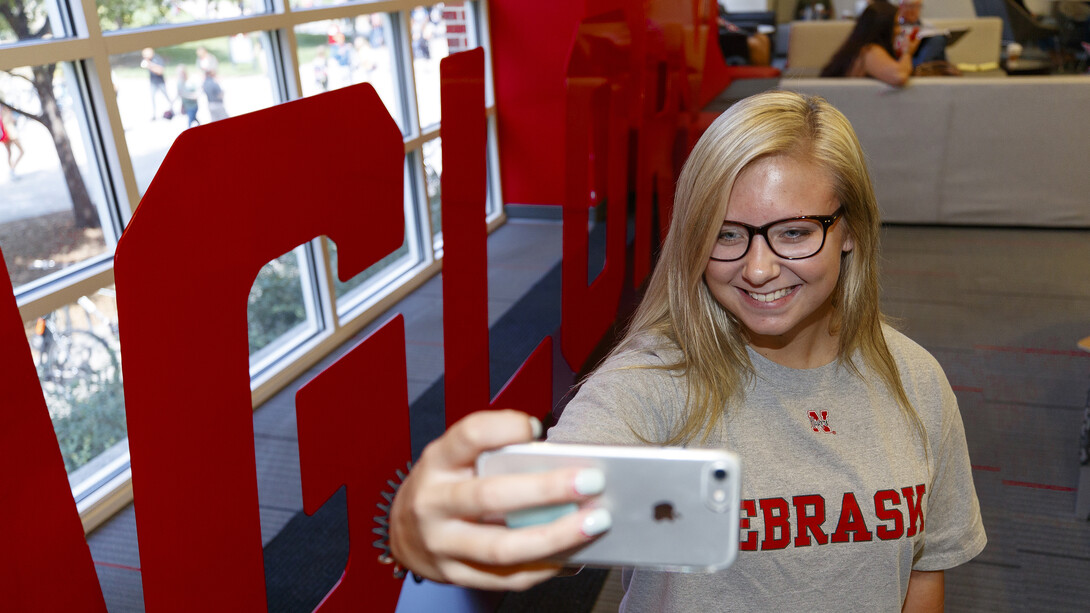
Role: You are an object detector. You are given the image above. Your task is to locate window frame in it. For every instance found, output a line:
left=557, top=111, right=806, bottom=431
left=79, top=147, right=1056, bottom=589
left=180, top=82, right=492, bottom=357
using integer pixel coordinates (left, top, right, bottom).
left=1, top=0, right=503, bottom=533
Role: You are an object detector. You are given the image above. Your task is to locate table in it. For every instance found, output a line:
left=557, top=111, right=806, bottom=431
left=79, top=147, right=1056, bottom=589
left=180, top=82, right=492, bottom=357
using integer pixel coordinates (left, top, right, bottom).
left=1003, top=57, right=1053, bottom=74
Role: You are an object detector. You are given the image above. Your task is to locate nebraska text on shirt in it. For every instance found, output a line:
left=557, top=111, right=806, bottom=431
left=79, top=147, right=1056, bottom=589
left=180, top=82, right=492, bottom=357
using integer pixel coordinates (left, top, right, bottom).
left=739, top=484, right=926, bottom=551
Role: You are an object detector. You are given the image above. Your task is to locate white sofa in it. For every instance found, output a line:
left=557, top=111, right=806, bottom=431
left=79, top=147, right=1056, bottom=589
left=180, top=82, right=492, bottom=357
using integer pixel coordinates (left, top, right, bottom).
left=780, top=76, right=1090, bottom=226
left=785, top=17, right=1005, bottom=77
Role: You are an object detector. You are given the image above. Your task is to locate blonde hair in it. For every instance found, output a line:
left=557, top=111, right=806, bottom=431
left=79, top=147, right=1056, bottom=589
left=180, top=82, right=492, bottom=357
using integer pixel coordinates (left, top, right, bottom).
left=611, top=90, right=923, bottom=447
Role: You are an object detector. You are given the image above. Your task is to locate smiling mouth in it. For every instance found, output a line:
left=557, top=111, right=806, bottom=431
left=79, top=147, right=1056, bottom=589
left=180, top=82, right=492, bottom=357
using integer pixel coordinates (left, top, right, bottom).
left=745, top=286, right=796, bottom=303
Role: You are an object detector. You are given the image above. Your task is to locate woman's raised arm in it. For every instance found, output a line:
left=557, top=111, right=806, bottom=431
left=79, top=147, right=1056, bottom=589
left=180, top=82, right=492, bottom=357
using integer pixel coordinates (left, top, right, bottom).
left=862, top=38, right=919, bottom=87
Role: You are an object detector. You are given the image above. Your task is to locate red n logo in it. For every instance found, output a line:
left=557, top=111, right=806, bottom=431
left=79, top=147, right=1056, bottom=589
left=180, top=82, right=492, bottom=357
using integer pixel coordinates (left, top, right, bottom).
left=808, top=410, right=834, bottom=433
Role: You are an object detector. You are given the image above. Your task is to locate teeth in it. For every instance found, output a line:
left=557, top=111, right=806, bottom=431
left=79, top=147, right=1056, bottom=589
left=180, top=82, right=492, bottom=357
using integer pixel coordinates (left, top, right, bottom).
left=747, top=287, right=792, bottom=303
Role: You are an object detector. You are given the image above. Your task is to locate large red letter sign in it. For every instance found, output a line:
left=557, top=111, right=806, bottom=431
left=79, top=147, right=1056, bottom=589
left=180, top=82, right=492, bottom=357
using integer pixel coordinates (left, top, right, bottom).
left=114, top=84, right=404, bottom=611
left=560, top=14, right=631, bottom=372
left=0, top=254, right=107, bottom=612
left=440, top=49, right=555, bottom=426
left=631, top=22, right=686, bottom=286
left=296, top=315, right=411, bottom=611
left=440, top=48, right=492, bottom=421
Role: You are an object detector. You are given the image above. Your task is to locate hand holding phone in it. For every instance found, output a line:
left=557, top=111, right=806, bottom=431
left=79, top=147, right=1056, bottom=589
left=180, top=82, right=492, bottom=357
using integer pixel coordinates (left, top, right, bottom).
left=478, top=443, right=742, bottom=573
left=387, top=410, right=608, bottom=591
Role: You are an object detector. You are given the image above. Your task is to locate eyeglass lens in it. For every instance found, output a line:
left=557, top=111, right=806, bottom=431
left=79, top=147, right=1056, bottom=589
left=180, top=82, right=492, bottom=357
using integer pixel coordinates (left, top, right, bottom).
left=713, top=218, right=827, bottom=261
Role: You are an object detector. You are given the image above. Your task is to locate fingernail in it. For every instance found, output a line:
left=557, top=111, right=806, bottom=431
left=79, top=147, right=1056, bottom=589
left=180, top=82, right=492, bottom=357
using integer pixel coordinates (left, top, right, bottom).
left=528, top=416, right=543, bottom=440
left=573, top=468, right=606, bottom=496
left=581, top=508, right=612, bottom=537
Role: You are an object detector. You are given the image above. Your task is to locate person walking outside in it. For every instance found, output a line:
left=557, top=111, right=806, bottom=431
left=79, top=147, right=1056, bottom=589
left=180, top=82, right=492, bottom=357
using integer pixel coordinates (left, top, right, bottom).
left=141, top=47, right=174, bottom=120
left=176, top=66, right=201, bottom=128
left=1, top=107, right=24, bottom=180
left=202, top=68, right=228, bottom=122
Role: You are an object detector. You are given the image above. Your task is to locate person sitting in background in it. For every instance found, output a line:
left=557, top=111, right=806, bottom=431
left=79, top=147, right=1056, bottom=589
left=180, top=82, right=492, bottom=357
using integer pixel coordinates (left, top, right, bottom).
left=796, top=0, right=831, bottom=20
left=717, top=18, right=772, bottom=66
left=1057, top=1, right=1090, bottom=69
left=716, top=2, right=772, bottom=66
left=820, top=1, right=919, bottom=86
left=896, top=0, right=948, bottom=67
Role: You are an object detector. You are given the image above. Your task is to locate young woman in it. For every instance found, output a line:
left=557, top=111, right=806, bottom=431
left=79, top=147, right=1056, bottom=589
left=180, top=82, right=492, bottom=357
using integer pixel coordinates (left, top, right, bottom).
left=389, top=90, right=986, bottom=610
left=821, top=1, right=920, bottom=86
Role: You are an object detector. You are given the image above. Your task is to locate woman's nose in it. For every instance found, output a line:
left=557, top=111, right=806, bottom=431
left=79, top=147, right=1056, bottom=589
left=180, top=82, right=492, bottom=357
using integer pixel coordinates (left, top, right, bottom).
left=742, top=235, right=780, bottom=284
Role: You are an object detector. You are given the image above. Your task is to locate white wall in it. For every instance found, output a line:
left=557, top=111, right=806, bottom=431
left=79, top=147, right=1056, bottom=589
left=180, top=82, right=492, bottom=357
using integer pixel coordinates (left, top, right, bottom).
left=720, top=0, right=772, bottom=12
left=923, top=0, right=979, bottom=19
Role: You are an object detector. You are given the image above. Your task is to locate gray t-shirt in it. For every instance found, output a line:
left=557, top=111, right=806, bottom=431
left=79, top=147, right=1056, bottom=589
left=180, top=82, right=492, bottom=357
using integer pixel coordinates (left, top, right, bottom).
left=548, top=325, right=986, bottom=612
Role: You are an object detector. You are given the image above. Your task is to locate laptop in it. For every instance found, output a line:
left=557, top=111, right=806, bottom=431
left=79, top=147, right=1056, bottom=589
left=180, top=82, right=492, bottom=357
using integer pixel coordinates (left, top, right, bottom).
left=917, top=25, right=970, bottom=48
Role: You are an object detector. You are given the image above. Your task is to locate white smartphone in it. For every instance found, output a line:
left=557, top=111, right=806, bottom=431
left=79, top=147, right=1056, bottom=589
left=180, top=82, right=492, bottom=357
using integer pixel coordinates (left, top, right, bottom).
left=476, top=442, right=741, bottom=573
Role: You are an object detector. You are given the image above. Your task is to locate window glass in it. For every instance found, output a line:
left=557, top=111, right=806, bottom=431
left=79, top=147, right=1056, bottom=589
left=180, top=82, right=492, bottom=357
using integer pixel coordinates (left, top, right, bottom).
left=422, top=137, right=442, bottom=240
left=248, top=246, right=321, bottom=370
left=0, top=62, right=113, bottom=293
left=0, top=0, right=69, bottom=46
left=94, top=0, right=267, bottom=32
left=329, top=237, right=410, bottom=299
left=109, top=33, right=278, bottom=194
left=294, top=14, right=404, bottom=131
left=25, top=287, right=125, bottom=475
left=412, top=2, right=476, bottom=129
left=486, top=118, right=500, bottom=218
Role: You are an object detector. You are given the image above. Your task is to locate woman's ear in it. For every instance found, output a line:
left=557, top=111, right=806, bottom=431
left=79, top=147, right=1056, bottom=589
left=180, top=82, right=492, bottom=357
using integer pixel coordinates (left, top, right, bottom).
left=842, top=233, right=855, bottom=253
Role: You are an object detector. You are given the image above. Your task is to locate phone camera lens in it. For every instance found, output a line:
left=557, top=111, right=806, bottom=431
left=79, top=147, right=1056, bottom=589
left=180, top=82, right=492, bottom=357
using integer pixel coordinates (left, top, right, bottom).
left=714, top=468, right=727, bottom=481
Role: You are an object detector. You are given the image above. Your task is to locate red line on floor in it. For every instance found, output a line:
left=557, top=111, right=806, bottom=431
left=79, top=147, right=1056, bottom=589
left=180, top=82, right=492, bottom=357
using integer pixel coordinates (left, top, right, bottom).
left=1001, top=479, right=1076, bottom=492
left=974, top=345, right=1090, bottom=358
left=952, top=385, right=984, bottom=393
left=972, top=465, right=1001, bottom=472
left=94, top=560, right=141, bottom=572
